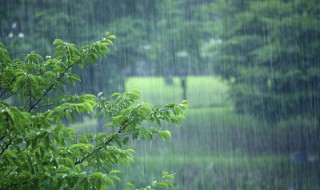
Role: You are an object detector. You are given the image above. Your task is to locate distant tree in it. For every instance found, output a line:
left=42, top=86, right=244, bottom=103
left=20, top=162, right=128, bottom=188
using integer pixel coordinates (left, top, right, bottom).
left=0, top=34, right=187, bottom=189
left=144, top=0, right=206, bottom=100
left=208, top=0, right=320, bottom=122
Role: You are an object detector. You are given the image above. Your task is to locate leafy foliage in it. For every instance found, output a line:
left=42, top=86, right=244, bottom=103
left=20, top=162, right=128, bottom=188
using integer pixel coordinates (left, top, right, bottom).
left=0, top=34, right=187, bottom=189
left=1, top=0, right=160, bottom=108
left=208, top=0, right=320, bottom=121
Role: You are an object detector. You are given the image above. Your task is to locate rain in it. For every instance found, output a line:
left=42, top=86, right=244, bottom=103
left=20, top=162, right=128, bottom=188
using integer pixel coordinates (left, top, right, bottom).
left=1, top=0, right=319, bottom=189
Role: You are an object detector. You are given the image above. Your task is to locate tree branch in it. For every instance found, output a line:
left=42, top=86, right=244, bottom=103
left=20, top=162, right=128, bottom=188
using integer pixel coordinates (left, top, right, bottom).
left=0, top=141, right=11, bottom=156
left=27, top=76, right=32, bottom=110
left=28, top=64, right=73, bottom=112
left=0, top=76, right=19, bottom=100
left=0, top=89, right=6, bottom=99
left=28, top=43, right=96, bottom=113
left=74, top=120, right=131, bottom=165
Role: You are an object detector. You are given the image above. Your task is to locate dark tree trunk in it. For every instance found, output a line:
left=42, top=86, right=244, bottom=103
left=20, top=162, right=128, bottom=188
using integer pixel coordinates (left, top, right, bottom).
left=180, top=76, right=187, bottom=100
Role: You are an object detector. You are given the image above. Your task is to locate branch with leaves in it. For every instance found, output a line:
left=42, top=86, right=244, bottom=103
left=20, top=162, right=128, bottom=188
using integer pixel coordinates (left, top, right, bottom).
left=74, top=90, right=188, bottom=166
left=0, top=32, right=115, bottom=161
left=0, top=33, right=187, bottom=189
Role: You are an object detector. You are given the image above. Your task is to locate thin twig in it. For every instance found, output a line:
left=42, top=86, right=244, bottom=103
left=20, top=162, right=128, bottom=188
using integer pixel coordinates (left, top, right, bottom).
left=28, top=42, right=96, bottom=113
left=28, top=64, right=73, bottom=112
left=28, top=76, right=32, bottom=110
left=0, top=93, right=16, bottom=101
left=0, top=141, right=11, bottom=156
left=74, top=120, right=130, bottom=165
left=0, top=89, right=6, bottom=98
left=0, top=75, right=20, bottom=99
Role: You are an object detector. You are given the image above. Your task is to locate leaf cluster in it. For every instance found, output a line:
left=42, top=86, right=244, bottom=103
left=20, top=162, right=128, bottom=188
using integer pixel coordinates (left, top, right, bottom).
left=0, top=34, right=187, bottom=189
left=125, top=171, right=175, bottom=190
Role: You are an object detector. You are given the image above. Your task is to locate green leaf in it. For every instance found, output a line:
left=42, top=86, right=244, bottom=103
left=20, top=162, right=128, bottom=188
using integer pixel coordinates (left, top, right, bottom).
left=173, top=106, right=183, bottom=115
left=53, top=39, right=64, bottom=45
left=155, top=118, right=161, bottom=127
left=110, top=170, right=121, bottom=174
left=127, top=182, right=135, bottom=188
left=107, top=34, right=116, bottom=39
left=111, top=92, right=121, bottom=97
left=69, top=73, right=81, bottom=81
left=157, top=130, right=171, bottom=141
left=162, top=171, right=169, bottom=176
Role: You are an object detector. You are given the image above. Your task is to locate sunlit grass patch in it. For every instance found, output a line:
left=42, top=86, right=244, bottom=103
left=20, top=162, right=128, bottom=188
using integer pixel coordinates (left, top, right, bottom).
left=126, top=76, right=182, bottom=106
left=125, top=76, right=230, bottom=107
left=186, top=76, right=230, bottom=107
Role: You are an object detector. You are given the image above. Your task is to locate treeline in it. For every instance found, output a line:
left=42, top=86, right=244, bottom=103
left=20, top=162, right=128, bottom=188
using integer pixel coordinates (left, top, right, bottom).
left=208, top=0, right=320, bottom=123
left=1, top=0, right=320, bottom=124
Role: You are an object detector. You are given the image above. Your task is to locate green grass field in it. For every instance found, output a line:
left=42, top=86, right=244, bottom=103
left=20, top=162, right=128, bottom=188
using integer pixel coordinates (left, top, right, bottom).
left=115, top=153, right=319, bottom=190
left=125, top=76, right=230, bottom=107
